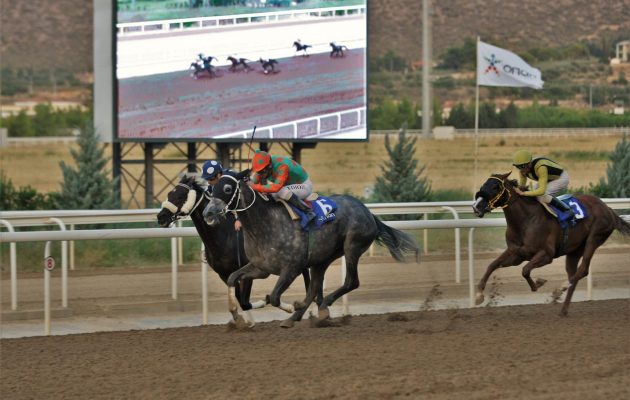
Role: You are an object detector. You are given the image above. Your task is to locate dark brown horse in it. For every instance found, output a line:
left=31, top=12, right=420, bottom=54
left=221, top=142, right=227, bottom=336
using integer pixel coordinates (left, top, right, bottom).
left=472, top=172, right=630, bottom=315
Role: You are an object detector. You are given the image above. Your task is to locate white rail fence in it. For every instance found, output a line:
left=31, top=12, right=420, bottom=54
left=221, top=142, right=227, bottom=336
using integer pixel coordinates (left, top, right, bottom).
left=117, top=5, right=366, bottom=37
left=2, top=200, right=629, bottom=335
left=215, top=107, right=366, bottom=139
left=374, top=127, right=630, bottom=138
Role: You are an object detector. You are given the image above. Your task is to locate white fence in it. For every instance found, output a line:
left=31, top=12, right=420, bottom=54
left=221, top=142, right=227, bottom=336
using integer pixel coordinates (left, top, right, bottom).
left=215, top=107, right=366, bottom=139
left=117, top=5, right=366, bottom=37
left=2, top=200, right=629, bottom=334
left=373, top=127, right=630, bottom=138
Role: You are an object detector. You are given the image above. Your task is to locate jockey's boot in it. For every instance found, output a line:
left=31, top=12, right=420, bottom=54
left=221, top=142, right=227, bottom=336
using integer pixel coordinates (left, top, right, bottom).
left=550, top=197, right=575, bottom=220
left=287, top=194, right=316, bottom=223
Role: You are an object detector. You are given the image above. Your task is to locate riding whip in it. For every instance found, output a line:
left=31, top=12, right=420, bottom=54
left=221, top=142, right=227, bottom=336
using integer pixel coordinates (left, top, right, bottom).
left=246, top=125, right=257, bottom=170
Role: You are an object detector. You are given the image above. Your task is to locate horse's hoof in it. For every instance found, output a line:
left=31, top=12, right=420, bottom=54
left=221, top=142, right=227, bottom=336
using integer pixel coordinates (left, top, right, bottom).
left=318, top=307, right=330, bottom=320
left=230, top=314, right=254, bottom=330
left=559, top=308, right=569, bottom=317
left=280, top=318, right=295, bottom=329
left=535, top=278, right=547, bottom=289
left=475, top=293, right=485, bottom=306
left=551, top=288, right=564, bottom=303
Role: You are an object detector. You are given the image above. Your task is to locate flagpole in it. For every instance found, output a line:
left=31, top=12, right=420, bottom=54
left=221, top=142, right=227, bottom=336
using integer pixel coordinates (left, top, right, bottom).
left=473, top=36, right=480, bottom=196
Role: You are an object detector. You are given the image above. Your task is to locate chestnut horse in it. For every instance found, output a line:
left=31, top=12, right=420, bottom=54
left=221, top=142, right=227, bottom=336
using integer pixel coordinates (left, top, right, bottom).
left=472, top=172, right=630, bottom=315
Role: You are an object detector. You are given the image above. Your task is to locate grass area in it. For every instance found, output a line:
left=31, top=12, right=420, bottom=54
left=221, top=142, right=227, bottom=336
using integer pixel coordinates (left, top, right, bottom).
left=0, top=134, right=623, bottom=202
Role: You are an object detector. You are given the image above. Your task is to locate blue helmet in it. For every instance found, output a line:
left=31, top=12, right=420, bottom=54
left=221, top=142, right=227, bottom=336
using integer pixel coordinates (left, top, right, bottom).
left=201, top=160, right=223, bottom=180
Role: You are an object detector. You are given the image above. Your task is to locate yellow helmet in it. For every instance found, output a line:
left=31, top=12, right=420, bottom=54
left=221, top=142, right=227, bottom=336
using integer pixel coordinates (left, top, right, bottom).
left=513, top=150, right=532, bottom=166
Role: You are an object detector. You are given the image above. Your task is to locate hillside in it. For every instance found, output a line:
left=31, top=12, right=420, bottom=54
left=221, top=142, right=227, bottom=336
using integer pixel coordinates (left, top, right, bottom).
left=0, top=0, right=92, bottom=71
left=368, top=0, right=630, bottom=61
left=2, top=0, right=629, bottom=74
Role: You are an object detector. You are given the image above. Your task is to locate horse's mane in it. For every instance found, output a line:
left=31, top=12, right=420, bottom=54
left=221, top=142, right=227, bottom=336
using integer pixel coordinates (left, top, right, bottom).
left=182, top=173, right=208, bottom=191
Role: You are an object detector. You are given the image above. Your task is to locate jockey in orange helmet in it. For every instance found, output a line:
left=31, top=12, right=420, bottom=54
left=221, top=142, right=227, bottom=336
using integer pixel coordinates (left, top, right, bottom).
left=250, top=150, right=316, bottom=222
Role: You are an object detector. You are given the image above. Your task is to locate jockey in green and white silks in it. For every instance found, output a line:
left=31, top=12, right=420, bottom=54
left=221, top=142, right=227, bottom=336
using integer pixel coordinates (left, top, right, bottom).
left=512, top=150, right=574, bottom=219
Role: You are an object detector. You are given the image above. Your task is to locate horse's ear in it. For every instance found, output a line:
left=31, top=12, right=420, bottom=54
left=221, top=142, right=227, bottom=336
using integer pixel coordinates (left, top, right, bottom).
left=236, top=169, right=251, bottom=181
left=500, top=171, right=512, bottom=180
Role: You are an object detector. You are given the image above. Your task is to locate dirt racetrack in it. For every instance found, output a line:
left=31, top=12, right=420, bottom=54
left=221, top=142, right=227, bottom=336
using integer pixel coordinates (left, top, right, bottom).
left=1, top=299, right=628, bottom=400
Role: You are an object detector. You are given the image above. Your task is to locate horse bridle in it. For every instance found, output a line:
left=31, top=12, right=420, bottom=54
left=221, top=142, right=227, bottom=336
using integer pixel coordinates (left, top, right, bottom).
left=220, top=175, right=257, bottom=216
left=161, top=182, right=209, bottom=224
left=485, top=177, right=512, bottom=210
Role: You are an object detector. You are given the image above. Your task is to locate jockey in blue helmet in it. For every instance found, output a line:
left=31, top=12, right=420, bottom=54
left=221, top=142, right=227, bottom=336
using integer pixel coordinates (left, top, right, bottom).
left=201, top=160, right=224, bottom=185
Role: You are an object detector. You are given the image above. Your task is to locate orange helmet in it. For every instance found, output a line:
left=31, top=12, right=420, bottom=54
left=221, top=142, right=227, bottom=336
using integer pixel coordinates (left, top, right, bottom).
left=252, top=150, right=271, bottom=172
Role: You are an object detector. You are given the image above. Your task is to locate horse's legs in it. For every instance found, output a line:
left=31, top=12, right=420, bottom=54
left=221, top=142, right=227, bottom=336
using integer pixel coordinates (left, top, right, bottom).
left=268, top=267, right=304, bottom=313
left=237, top=278, right=257, bottom=311
left=280, top=266, right=327, bottom=328
left=476, top=249, right=523, bottom=305
left=521, top=250, right=554, bottom=291
left=318, top=252, right=362, bottom=320
left=561, top=231, right=611, bottom=316
left=552, top=248, right=582, bottom=302
left=226, top=263, right=270, bottom=323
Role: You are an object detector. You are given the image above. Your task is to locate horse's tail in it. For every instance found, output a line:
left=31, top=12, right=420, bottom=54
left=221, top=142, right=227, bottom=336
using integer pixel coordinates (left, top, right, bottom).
left=613, top=213, right=630, bottom=237
left=373, top=216, right=420, bottom=263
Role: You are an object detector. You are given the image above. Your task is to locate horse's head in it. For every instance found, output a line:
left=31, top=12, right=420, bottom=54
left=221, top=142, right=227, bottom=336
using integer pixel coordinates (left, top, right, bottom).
left=157, top=175, right=206, bottom=227
left=472, top=172, right=513, bottom=217
left=202, top=174, right=242, bottom=226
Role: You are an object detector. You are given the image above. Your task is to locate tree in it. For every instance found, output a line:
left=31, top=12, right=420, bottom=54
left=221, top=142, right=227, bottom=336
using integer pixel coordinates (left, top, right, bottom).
left=0, top=172, right=56, bottom=210
left=498, top=102, right=518, bottom=128
left=371, top=128, right=431, bottom=204
left=56, top=122, right=119, bottom=209
left=590, top=135, right=630, bottom=198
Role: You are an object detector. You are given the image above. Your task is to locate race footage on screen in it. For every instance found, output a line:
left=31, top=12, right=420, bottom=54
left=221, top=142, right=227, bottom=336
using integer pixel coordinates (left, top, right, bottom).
left=116, top=1, right=367, bottom=141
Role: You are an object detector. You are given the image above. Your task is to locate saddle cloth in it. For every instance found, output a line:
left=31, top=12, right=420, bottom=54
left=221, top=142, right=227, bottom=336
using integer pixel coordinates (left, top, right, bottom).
left=548, top=195, right=588, bottom=228
left=279, top=194, right=337, bottom=230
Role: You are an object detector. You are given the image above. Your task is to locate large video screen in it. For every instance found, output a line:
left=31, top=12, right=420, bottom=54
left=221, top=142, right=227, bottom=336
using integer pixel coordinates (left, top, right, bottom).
left=115, top=1, right=367, bottom=142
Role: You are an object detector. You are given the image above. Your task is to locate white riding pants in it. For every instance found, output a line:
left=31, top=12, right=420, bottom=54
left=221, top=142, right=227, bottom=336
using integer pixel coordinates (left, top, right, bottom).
left=534, top=171, right=570, bottom=203
left=271, top=179, right=313, bottom=201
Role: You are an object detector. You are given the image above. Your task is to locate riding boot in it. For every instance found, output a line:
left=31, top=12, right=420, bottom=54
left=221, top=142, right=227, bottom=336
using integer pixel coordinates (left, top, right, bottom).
left=550, top=197, right=575, bottom=220
left=287, top=194, right=316, bottom=223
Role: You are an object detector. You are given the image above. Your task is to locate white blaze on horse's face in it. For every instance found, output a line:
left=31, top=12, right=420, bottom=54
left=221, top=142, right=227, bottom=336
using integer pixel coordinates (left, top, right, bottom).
left=472, top=197, right=486, bottom=217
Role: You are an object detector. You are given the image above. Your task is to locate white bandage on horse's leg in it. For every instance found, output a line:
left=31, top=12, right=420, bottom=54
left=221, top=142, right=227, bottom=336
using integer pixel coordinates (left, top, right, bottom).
left=244, top=310, right=256, bottom=326
left=250, top=300, right=266, bottom=309
left=278, top=302, right=295, bottom=313
left=180, top=190, right=197, bottom=214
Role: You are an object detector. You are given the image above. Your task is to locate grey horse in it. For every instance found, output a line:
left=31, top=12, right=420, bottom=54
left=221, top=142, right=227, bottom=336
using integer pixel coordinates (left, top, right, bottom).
left=203, top=174, right=420, bottom=328
left=156, top=175, right=311, bottom=319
